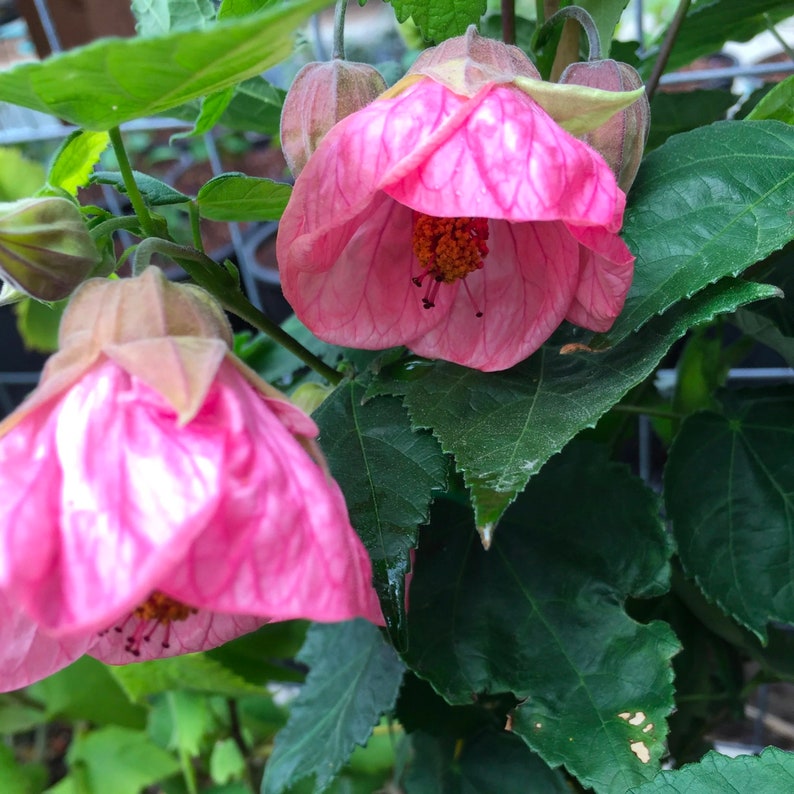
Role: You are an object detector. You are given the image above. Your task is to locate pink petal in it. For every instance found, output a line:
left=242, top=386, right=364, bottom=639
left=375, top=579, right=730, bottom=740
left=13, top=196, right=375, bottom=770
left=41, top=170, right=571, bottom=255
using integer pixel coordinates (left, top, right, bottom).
left=406, top=220, right=582, bottom=371
left=380, top=81, right=622, bottom=227
left=281, top=197, right=446, bottom=350
left=0, top=590, right=93, bottom=693
left=89, top=610, right=265, bottom=664
left=160, top=362, right=383, bottom=625
left=564, top=222, right=635, bottom=331
left=0, top=359, right=224, bottom=636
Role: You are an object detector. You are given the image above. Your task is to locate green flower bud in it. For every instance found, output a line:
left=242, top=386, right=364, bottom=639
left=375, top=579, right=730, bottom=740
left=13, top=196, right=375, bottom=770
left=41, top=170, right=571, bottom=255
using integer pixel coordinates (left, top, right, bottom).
left=280, top=60, right=387, bottom=177
left=0, top=197, right=101, bottom=302
left=559, top=59, right=650, bottom=192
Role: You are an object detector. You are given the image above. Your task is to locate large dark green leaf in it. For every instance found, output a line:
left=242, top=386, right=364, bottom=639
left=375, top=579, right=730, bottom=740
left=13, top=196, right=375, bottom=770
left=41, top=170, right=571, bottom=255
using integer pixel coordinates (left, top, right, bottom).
left=646, top=90, right=736, bottom=151
left=608, top=120, right=794, bottom=343
left=0, top=0, right=324, bottom=130
left=261, top=620, right=405, bottom=794
left=374, top=279, right=778, bottom=530
left=628, top=746, right=794, bottom=793
left=665, top=387, right=794, bottom=640
left=314, top=383, right=447, bottom=642
left=732, top=245, right=794, bottom=365
left=404, top=444, right=678, bottom=793
left=403, top=730, right=570, bottom=793
left=386, top=0, right=487, bottom=43
left=642, top=0, right=793, bottom=77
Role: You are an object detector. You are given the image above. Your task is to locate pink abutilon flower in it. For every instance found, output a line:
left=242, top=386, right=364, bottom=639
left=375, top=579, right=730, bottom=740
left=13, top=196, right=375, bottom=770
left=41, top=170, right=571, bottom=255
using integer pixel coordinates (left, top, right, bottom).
left=0, top=268, right=382, bottom=692
left=277, top=27, right=642, bottom=371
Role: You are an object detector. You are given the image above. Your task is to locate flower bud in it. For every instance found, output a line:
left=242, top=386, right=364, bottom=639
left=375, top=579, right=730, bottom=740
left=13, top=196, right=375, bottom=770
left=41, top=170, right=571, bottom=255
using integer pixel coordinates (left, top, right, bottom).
left=0, top=197, right=101, bottom=302
left=559, top=59, right=650, bottom=192
left=280, top=60, right=387, bottom=177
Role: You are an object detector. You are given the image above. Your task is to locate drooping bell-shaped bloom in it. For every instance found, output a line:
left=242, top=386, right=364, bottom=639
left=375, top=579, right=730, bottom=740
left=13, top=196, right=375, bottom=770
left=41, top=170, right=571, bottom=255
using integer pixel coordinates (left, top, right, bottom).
left=0, top=267, right=382, bottom=692
left=277, top=27, right=644, bottom=371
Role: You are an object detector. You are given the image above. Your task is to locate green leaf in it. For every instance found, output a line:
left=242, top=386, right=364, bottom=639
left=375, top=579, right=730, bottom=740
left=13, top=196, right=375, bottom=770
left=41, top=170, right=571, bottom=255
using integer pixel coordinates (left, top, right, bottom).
left=206, top=621, right=308, bottom=685
left=665, top=387, right=794, bottom=640
left=148, top=690, right=216, bottom=757
left=642, top=0, right=794, bottom=77
left=47, top=131, right=110, bottom=197
left=313, top=384, right=447, bottom=641
left=628, top=746, right=794, bottom=793
left=405, top=444, right=677, bottom=793
left=66, top=725, right=180, bottom=794
left=748, top=75, right=794, bottom=124
left=607, top=120, right=794, bottom=344
left=0, top=743, right=45, bottom=794
left=732, top=246, right=794, bottom=365
left=262, top=620, right=406, bottom=794
left=404, top=730, right=570, bottom=793
left=218, top=0, right=276, bottom=19
left=0, top=0, right=326, bottom=130
left=27, top=656, right=147, bottom=729
left=132, top=0, right=217, bottom=35
left=210, top=738, right=247, bottom=785
left=387, top=0, right=487, bottom=43
left=196, top=173, right=291, bottom=221
left=373, top=278, right=778, bottom=530
left=91, top=170, right=191, bottom=206
left=13, top=297, right=67, bottom=353
left=108, top=651, right=267, bottom=702
left=0, top=147, right=45, bottom=201
left=171, top=86, right=236, bottom=140
left=646, top=90, right=736, bottom=151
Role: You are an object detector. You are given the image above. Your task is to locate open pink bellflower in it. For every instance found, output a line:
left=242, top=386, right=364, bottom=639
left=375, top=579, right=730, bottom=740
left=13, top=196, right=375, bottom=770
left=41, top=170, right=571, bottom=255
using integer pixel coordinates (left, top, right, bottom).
left=0, top=268, right=382, bottom=692
left=277, top=28, right=643, bottom=371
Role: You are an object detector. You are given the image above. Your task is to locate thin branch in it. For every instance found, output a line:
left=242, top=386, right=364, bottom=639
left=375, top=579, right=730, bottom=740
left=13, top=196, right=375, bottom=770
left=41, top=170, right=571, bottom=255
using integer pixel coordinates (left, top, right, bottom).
left=645, top=0, right=692, bottom=101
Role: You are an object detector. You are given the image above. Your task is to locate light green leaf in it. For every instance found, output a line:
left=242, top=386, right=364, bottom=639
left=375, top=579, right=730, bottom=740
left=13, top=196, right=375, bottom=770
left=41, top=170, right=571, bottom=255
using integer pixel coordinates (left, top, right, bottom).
left=405, top=444, right=677, bottom=794
left=14, top=297, right=66, bottom=353
left=0, top=744, right=45, bottom=794
left=607, top=120, right=794, bottom=344
left=629, top=746, right=794, bottom=793
left=0, top=147, right=45, bottom=201
left=47, top=130, right=110, bottom=196
left=27, top=656, right=147, bottom=728
left=148, top=690, right=215, bottom=757
left=108, top=651, right=267, bottom=702
left=196, top=173, right=291, bottom=221
left=313, top=384, right=447, bottom=640
left=91, top=169, right=191, bottom=206
left=131, top=0, right=217, bottom=35
left=262, top=620, right=406, bottom=794
left=218, top=0, right=276, bottom=19
left=210, top=738, right=246, bottom=784
left=66, top=726, right=180, bottom=794
left=387, top=0, right=487, bottom=43
left=0, top=0, right=326, bottom=130
left=748, top=75, right=794, bottom=124
left=171, top=85, right=235, bottom=140
left=373, top=279, right=779, bottom=530
left=665, top=387, right=794, bottom=640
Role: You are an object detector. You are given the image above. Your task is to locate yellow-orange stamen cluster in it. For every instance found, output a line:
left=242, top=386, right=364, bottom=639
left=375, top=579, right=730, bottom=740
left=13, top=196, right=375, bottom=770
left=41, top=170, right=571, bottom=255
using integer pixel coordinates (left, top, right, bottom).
left=412, top=213, right=489, bottom=284
left=108, top=591, right=198, bottom=656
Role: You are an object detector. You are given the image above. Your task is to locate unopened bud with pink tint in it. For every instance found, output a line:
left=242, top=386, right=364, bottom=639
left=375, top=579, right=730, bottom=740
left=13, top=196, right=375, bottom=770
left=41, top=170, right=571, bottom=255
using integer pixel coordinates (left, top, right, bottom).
left=280, top=60, right=387, bottom=177
left=0, top=197, right=100, bottom=302
left=559, top=59, right=650, bottom=193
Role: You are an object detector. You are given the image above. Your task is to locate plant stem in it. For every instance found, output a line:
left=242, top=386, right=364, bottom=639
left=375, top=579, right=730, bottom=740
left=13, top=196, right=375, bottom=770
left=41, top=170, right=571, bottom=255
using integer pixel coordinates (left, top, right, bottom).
left=108, top=126, right=158, bottom=239
left=333, top=0, right=347, bottom=59
left=227, top=699, right=258, bottom=791
left=188, top=201, right=204, bottom=251
left=765, top=13, right=794, bottom=61
left=645, top=0, right=691, bottom=101
left=133, top=238, right=343, bottom=385
left=89, top=214, right=141, bottom=241
left=501, top=0, right=516, bottom=44
left=168, top=693, right=199, bottom=794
